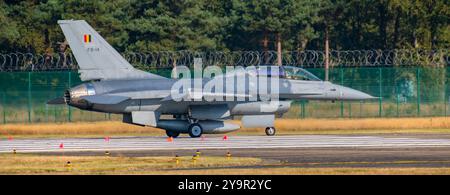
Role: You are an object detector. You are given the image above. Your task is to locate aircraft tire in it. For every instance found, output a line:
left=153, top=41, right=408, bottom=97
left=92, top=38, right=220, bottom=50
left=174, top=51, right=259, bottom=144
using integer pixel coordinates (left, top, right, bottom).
left=265, top=127, right=276, bottom=136
left=188, top=123, right=203, bottom=138
left=166, top=130, right=180, bottom=138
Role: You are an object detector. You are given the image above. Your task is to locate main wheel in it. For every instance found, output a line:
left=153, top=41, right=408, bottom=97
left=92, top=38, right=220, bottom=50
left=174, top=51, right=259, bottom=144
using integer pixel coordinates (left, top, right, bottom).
left=265, top=127, right=276, bottom=136
left=166, top=130, right=180, bottom=138
left=188, top=123, right=203, bottom=138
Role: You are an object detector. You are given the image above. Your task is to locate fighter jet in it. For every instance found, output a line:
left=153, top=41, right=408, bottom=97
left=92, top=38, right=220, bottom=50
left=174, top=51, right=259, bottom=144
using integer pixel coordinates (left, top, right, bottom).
left=48, top=20, right=376, bottom=138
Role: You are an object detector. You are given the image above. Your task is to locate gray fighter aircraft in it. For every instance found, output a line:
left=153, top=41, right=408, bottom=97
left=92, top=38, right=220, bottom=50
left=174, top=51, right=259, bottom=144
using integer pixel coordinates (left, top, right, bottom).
left=48, top=20, right=375, bottom=138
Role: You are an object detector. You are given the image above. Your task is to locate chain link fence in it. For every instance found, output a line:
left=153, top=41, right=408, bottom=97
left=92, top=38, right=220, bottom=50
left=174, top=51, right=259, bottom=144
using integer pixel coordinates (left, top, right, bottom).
left=0, top=66, right=448, bottom=123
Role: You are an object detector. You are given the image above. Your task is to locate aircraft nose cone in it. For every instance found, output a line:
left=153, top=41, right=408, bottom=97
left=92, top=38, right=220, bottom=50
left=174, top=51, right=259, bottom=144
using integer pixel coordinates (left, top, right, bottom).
left=340, top=86, right=376, bottom=100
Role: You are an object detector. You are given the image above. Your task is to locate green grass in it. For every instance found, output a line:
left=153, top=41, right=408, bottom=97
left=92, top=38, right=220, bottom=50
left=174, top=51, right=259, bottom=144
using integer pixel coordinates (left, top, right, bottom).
left=2, top=117, right=450, bottom=139
left=3, top=154, right=450, bottom=175
left=0, top=154, right=261, bottom=175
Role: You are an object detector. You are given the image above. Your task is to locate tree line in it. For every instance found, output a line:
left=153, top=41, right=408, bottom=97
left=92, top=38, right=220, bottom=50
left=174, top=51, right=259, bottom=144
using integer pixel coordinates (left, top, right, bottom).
left=0, top=0, right=448, bottom=54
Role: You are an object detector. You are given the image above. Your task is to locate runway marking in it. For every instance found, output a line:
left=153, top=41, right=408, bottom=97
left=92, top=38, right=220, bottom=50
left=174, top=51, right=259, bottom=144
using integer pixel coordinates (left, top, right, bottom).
left=2, top=135, right=450, bottom=153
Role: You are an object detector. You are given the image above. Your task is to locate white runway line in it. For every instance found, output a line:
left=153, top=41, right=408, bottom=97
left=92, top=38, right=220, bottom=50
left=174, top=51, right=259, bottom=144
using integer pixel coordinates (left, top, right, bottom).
left=2, top=135, right=450, bottom=153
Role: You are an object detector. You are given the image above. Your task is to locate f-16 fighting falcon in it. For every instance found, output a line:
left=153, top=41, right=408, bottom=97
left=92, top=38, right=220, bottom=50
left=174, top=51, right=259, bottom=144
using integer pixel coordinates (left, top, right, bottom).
left=48, top=20, right=376, bottom=138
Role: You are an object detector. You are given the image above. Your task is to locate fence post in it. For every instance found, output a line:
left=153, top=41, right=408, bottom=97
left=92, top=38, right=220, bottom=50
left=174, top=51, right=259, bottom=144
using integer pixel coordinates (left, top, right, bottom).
left=445, top=95, right=447, bottom=117
left=348, top=103, right=352, bottom=118
left=303, top=101, right=306, bottom=118
left=28, top=72, right=32, bottom=123
left=396, top=83, right=399, bottom=117
left=2, top=92, right=6, bottom=124
left=340, top=68, right=344, bottom=118
left=298, top=103, right=301, bottom=118
left=301, top=100, right=306, bottom=118
left=54, top=106, right=57, bottom=122
left=298, top=102, right=302, bottom=118
left=45, top=104, right=48, bottom=122
left=417, top=67, right=420, bottom=117
left=445, top=76, right=447, bottom=117
left=359, top=101, right=362, bottom=118
left=68, top=71, right=72, bottom=122
left=378, top=68, right=382, bottom=117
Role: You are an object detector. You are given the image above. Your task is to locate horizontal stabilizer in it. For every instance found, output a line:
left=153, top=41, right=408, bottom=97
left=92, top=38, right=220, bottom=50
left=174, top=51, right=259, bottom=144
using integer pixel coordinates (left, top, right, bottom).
left=80, top=95, right=129, bottom=104
left=47, top=97, right=66, bottom=105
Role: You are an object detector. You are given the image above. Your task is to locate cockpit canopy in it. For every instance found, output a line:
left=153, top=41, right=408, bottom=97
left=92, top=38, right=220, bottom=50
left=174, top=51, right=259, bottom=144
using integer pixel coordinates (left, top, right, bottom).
left=249, top=66, right=321, bottom=81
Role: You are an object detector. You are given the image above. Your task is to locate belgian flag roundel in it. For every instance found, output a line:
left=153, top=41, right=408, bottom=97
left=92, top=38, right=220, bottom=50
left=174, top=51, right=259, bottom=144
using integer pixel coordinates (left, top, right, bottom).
left=83, top=34, right=92, bottom=43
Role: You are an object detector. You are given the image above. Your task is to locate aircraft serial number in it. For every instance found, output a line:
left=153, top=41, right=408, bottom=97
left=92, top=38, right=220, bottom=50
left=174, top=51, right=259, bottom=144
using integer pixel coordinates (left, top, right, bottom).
left=86, top=47, right=100, bottom=52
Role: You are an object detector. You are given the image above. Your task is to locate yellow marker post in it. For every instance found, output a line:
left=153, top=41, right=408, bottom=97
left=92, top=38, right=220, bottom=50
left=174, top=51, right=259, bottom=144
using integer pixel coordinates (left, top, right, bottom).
left=226, top=152, right=231, bottom=160
left=65, top=161, right=72, bottom=171
left=192, top=155, right=197, bottom=165
left=196, top=150, right=201, bottom=158
left=174, top=155, right=180, bottom=165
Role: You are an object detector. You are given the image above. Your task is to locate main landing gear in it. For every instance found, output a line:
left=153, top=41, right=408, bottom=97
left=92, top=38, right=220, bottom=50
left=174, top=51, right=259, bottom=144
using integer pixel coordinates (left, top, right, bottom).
left=163, top=114, right=204, bottom=138
left=166, top=130, right=180, bottom=138
left=188, top=123, right=203, bottom=138
left=165, top=123, right=203, bottom=138
left=265, top=127, right=276, bottom=136
left=163, top=115, right=203, bottom=138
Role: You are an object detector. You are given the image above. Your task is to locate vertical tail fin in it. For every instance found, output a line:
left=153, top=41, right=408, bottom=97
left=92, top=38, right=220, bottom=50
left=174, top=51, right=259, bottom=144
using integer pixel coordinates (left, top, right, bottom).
left=58, top=20, right=165, bottom=81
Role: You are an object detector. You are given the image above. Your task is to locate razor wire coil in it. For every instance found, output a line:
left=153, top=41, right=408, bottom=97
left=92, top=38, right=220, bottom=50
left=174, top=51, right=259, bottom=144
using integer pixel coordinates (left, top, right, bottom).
left=0, top=49, right=448, bottom=72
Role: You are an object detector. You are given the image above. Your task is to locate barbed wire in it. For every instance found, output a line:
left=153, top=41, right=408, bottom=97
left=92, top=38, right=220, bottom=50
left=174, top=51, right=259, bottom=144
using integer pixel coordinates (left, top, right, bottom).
left=0, top=49, right=448, bottom=72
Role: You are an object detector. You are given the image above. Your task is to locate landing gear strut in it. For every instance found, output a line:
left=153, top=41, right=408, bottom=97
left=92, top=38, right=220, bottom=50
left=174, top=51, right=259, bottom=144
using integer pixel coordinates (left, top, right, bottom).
left=188, top=123, right=203, bottom=138
left=265, top=127, right=276, bottom=136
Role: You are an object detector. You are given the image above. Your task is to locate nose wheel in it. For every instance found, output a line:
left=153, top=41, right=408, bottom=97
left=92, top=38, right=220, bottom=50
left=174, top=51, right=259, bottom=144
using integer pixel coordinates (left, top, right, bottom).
left=265, top=127, right=276, bottom=136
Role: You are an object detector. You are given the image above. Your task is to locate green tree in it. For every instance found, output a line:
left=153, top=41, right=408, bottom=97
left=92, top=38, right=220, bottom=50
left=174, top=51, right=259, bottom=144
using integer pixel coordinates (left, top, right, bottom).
left=230, top=0, right=323, bottom=51
left=125, top=0, right=228, bottom=51
left=0, top=0, right=448, bottom=53
left=0, top=1, right=19, bottom=52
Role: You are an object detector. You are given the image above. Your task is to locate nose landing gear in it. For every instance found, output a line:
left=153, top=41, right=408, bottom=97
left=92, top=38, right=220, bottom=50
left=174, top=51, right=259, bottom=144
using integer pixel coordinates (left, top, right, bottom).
left=265, top=127, right=276, bottom=136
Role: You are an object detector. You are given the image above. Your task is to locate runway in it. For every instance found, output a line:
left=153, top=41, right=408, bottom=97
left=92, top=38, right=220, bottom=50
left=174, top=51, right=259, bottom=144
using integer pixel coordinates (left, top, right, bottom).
left=3, top=135, right=450, bottom=153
